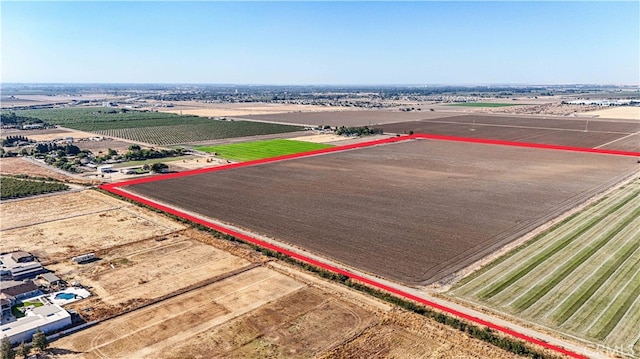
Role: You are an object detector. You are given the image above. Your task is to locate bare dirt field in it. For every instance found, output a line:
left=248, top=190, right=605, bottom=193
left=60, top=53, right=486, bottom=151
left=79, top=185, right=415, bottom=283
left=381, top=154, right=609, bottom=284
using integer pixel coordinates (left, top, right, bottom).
left=578, top=106, right=640, bottom=120
left=379, top=114, right=640, bottom=151
left=158, top=102, right=356, bottom=117
left=0, top=190, right=184, bottom=263
left=125, top=139, right=639, bottom=286
left=51, top=266, right=306, bottom=358
left=238, top=109, right=461, bottom=127
left=50, top=230, right=250, bottom=311
left=50, top=266, right=520, bottom=359
left=0, top=157, right=85, bottom=183
left=1, top=128, right=98, bottom=142
left=1, top=94, right=123, bottom=108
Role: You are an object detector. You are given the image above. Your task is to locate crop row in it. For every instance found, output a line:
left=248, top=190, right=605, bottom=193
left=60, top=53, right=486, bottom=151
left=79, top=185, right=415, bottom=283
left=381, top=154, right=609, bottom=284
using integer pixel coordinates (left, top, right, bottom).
left=450, top=181, right=640, bottom=350
left=94, top=122, right=302, bottom=145
left=0, top=177, right=69, bottom=199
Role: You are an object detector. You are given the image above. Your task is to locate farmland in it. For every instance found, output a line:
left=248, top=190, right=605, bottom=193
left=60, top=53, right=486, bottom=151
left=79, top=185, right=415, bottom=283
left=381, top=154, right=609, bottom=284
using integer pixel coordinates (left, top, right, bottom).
left=0, top=190, right=185, bottom=263
left=195, top=139, right=333, bottom=161
left=239, top=109, right=461, bottom=127
left=446, top=102, right=520, bottom=107
left=0, top=176, right=69, bottom=199
left=450, top=179, right=640, bottom=356
left=124, top=139, right=638, bottom=286
left=14, top=108, right=304, bottom=145
left=5, top=188, right=522, bottom=359
left=379, top=114, right=640, bottom=151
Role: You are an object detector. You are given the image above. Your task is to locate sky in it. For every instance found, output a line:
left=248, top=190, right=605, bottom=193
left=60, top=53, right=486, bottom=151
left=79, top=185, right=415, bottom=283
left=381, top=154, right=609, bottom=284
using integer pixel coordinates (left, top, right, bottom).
left=1, top=1, right=639, bottom=85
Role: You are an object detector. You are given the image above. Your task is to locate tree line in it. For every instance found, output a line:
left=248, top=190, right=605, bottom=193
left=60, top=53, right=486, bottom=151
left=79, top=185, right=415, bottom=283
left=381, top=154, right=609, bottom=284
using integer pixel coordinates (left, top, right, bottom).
left=1, top=328, right=48, bottom=359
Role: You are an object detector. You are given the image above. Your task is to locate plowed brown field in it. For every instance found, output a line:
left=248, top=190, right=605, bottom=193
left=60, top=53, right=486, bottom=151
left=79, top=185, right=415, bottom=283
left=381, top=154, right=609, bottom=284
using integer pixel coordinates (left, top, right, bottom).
left=379, top=115, right=640, bottom=151
left=125, top=139, right=638, bottom=285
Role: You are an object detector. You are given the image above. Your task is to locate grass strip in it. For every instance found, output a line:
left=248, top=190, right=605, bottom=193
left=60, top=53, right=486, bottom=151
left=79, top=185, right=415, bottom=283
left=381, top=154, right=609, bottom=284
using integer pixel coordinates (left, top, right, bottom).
left=513, top=205, right=640, bottom=312
left=195, top=139, right=333, bottom=162
left=554, top=237, right=640, bottom=324
left=479, top=190, right=639, bottom=299
left=594, top=273, right=640, bottom=340
left=97, top=188, right=555, bottom=359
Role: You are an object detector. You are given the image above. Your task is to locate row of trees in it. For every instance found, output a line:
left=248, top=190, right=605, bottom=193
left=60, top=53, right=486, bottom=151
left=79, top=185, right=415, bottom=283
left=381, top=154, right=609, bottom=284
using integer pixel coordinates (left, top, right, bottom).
left=1, top=136, right=33, bottom=147
left=94, top=144, right=185, bottom=164
left=0, top=112, right=48, bottom=127
left=1, top=329, right=48, bottom=359
left=335, top=126, right=384, bottom=136
left=0, top=177, right=69, bottom=200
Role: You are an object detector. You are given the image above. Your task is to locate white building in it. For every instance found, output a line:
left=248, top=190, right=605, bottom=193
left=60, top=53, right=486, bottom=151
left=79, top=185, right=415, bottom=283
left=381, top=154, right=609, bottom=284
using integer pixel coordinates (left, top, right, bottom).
left=0, top=303, right=71, bottom=344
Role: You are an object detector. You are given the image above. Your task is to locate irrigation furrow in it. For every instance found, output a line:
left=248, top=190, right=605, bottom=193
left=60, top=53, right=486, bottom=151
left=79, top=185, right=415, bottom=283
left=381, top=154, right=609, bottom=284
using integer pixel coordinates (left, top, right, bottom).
left=511, top=205, right=640, bottom=311
left=477, top=189, right=639, bottom=300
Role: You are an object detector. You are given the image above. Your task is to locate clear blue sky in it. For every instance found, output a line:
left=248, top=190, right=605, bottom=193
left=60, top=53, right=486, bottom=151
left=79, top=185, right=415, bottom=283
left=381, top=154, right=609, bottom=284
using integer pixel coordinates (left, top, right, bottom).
left=2, top=1, right=638, bottom=85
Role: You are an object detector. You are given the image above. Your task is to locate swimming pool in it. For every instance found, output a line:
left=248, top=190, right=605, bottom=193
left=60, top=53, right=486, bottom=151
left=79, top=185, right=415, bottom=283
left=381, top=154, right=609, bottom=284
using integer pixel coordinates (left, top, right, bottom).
left=54, top=293, right=75, bottom=300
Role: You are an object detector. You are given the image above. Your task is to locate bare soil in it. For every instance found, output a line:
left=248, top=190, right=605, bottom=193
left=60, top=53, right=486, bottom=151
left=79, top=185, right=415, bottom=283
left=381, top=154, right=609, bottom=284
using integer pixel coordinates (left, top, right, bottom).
left=379, top=114, right=640, bottom=151
left=239, top=109, right=461, bottom=127
left=51, top=231, right=249, bottom=310
left=578, top=106, right=640, bottom=120
left=0, top=190, right=184, bottom=262
left=0, top=157, right=98, bottom=184
left=126, top=139, right=638, bottom=285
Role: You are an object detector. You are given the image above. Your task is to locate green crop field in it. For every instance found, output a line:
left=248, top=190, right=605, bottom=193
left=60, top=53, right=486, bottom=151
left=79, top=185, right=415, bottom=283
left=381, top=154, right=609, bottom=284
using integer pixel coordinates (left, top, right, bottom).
left=446, top=102, right=519, bottom=107
left=450, top=180, right=640, bottom=356
left=1, top=176, right=69, bottom=199
left=13, top=108, right=303, bottom=145
left=195, top=139, right=333, bottom=161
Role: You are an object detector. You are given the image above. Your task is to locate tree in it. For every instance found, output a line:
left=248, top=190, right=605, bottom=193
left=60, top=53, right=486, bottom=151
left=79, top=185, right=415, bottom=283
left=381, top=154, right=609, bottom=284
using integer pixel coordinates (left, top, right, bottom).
left=128, top=144, right=141, bottom=151
left=1, top=336, right=15, bottom=359
left=31, top=329, right=48, bottom=352
left=15, top=342, right=29, bottom=359
left=151, top=163, right=168, bottom=173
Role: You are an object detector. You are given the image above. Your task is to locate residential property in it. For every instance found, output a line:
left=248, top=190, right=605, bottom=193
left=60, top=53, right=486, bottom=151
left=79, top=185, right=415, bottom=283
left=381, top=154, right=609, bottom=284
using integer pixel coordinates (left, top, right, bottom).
left=0, top=251, right=46, bottom=280
left=37, top=273, right=62, bottom=288
left=0, top=301, right=71, bottom=344
left=0, top=280, right=42, bottom=301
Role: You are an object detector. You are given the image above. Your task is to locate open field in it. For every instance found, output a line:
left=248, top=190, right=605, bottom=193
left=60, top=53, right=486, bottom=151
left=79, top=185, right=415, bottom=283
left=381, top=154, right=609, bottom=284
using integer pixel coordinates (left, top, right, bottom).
left=195, top=139, right=333, bottom=161
left=0, top=157, right=83, bottom=183
left=160, top=102, right=356, bottom=117
left=124, top=139, right=638, bottom=286
left=446, top=102, right=520, bottom=107
left=238, top=109, right=461, bottom=127
left=15, top=108, right=304, bottom=145
left=50, top=265, right=521, bottom=359
left=0, top=190, right=185, bottom=263
left=579, top=106, right=640, bottom=120
left=450, top=180, right=640, bottom=356
left=51, top=230, right=250, bottom=314
left=379, top=114, right=640, bottom=151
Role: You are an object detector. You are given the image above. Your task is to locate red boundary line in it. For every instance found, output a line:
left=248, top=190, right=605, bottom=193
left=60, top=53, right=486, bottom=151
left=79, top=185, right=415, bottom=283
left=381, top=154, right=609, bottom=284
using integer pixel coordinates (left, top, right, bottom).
left=101, top=133, right=639, bottom=190
left=97, top=133, right=640, bottom=358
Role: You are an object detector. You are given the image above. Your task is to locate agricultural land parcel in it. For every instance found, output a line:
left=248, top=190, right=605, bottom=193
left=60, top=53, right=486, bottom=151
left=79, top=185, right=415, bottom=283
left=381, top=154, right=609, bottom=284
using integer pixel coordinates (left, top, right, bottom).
left=450, top=179, right=640, bottom=357
left=124, top=139, right=639, bottom=286
left=0, top=176, right=69, bottom=199
left=14, top=108, right=304, bottom=145
left=1, top=190, right=521, bottom=359
left=446, top=102, right=520, bottom=107
left=195, top=139, right=333, bottom=161
left=379, top=114, right=640, bottom=152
